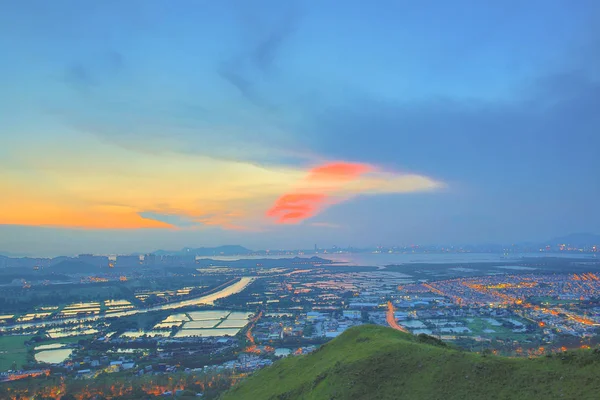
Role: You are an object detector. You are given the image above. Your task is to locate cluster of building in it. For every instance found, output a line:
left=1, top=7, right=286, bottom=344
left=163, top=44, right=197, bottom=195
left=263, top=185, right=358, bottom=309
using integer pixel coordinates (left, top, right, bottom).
left=423, top=273, right=600, bottom=335
left=4, top=257, right=600, bottom=390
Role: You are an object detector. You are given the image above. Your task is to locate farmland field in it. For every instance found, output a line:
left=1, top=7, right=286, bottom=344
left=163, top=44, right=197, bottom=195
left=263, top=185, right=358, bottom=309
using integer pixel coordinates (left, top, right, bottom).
left=0, top=335, right=34, bottom=371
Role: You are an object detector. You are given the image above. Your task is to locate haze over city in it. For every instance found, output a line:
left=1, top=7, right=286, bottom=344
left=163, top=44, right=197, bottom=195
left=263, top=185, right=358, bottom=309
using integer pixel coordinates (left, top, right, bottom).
left=1, top=0, right=599, bottom=257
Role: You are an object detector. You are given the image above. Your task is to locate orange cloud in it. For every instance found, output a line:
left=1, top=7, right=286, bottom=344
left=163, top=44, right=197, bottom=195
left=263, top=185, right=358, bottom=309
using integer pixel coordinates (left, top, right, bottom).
left=2, top=136, right=442, bottom=231
left=266, top=193, right=328, bottom=223
left=1, top=201, right=172, bottom=230
left=267, top=160, right=443, bottom=224
left=196, top=211, right=257, bottom=231
left=307, top=162, right=372, bottom=182
left=267, top=162, right=373, bottom=224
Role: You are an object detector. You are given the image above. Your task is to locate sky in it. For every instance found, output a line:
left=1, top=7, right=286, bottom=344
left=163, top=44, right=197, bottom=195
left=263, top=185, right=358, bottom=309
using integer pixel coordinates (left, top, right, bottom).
left=1, top=0, right=599, bottom=256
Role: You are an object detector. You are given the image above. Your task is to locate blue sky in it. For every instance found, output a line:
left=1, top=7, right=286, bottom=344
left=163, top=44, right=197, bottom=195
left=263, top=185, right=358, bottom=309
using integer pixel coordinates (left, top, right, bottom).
left=1, top=1, right=599, bottom=256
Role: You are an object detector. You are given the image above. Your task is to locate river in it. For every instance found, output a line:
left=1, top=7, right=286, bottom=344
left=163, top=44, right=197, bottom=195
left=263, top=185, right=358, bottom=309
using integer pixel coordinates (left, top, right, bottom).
left=0, top=277, right=255, bottom=332
left=148, top=277, right=255, bottom=311
left=197, top=252, right=596, bottom=267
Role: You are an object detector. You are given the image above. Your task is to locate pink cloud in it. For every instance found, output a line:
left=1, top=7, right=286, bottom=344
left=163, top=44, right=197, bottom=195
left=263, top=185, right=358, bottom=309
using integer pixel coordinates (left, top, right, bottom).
left=266, top=193, right=328, bottom=224
left=267, top=161, right=372, bottom=224
left=307, top=162, right=372, bottom=182
left=266, top=160, right=442, bottom=225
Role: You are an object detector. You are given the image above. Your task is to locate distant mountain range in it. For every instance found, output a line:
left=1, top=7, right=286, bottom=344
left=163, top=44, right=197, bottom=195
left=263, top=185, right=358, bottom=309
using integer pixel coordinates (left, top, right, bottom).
left=1, top=233, right=598, bottom=261
left=152, top=245, right=253, bottom=257
left=547, top=233, right=600, bottom=247
left=155, top=233, right=599, bottom=256
left=0, top=252, right=29, bottom=258
left=48, top=260, right=104, bottom=273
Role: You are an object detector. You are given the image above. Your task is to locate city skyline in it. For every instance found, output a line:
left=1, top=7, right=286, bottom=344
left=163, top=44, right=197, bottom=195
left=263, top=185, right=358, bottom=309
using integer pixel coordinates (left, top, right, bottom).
left=1, top=0, right=599, bottom=255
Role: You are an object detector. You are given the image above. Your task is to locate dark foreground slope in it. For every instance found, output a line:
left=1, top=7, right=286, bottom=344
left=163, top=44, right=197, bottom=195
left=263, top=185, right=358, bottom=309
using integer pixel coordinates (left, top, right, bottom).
left=222, top=325, right=600, bottom=400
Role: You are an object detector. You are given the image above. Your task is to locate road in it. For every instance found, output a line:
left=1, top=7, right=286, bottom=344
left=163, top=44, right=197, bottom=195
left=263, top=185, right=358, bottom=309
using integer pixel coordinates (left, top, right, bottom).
left=244, top=310, right=263, bottom=353
left=386, top=301, right=409, bottom=333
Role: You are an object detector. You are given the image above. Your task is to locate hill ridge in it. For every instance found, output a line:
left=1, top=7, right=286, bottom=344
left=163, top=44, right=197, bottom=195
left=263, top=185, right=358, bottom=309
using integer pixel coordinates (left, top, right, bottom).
left=223, top=325, right=600, bottom=400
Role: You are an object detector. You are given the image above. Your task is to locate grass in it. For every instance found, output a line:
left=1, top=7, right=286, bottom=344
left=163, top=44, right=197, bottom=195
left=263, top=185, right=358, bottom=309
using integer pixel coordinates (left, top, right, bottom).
left=222, top=325, right=600, bottom=400
left=0, top=334, right=90, bottom=372
left=0, top=335, right=34, bottom=371
left=465, top=317, right=530, bottom=340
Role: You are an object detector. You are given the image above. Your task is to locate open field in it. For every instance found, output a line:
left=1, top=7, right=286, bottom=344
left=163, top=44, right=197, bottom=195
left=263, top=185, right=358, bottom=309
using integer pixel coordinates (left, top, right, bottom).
left=0, top=335, right=34, bottom=371
left=465, top=317, right=531, bottom=340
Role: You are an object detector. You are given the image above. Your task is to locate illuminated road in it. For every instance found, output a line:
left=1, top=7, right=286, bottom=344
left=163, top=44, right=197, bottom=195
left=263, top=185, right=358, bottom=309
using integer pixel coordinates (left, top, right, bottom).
left=386, top=301, right=409, bottom=333
left=244, top=310, right=263, bottom=353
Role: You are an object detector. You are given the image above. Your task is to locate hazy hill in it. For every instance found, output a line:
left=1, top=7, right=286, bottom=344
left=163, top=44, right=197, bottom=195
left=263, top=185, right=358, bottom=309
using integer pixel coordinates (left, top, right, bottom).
left=548, top=233, right=600, bottom=247
left=223, top=325, right=600, bottom=400
left=48, top=260, right=102, bottom=274
left=153, top=245, right=252, bottom=256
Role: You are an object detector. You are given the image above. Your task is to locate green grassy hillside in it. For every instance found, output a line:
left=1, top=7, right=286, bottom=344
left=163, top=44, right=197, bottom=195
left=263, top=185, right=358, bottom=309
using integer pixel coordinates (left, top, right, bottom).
left=222, top=325, right=600, bottom=400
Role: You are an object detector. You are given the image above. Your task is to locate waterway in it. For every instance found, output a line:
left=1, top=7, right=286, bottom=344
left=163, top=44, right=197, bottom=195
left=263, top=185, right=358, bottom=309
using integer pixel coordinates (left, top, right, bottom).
left=198, top=252, right=595, bottom=267
left=148, top=277, right=254, bottom=311
left=0, top=277, right=255, bottom=332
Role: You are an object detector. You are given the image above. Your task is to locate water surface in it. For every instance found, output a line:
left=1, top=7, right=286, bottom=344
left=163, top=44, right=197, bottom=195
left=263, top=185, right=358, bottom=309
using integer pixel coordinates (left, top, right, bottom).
left=35, top=348, right=73, bottom=364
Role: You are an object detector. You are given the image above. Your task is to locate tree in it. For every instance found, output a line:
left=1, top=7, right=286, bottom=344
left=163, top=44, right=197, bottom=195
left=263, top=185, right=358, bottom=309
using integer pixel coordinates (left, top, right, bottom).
left=361, top=311, right=370, bottom=323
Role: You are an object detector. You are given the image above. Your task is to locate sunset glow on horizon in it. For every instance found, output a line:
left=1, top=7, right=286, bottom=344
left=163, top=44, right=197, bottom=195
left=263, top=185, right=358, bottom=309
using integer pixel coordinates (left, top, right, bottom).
left=1, top=0, right=598, bottom=255
left=1, top=156, right=442, bottom=230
